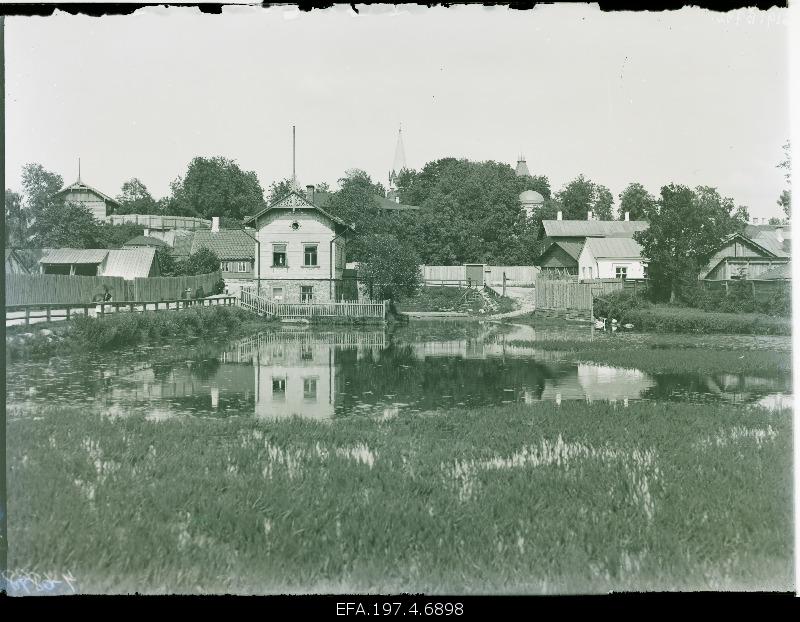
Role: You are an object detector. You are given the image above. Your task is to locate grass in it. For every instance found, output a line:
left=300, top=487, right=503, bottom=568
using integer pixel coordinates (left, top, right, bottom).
left=5, top=306, right=269, bottom=362
left=397, top=286, right=517, bottom=316
left=7, top=400, right=792, bottom=594
left=622, top=305, right=792, bottom=336
left=506, top=338, right=791, bottom=375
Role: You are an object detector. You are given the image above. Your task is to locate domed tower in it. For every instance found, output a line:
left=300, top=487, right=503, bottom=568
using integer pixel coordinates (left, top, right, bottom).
left=519, top=189, right=545, bottom=220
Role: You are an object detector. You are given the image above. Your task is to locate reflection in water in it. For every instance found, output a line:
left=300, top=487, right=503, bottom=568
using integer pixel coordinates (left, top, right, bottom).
left=5, top=323, right=792, bottom=420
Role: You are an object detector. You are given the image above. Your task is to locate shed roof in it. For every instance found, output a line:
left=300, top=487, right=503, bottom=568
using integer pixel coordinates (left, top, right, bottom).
left=542, top=220, right=648, bottom=238
left=102, top=247, right=157, bottom=279
left=549, top=240, right=584, bottom=261
left=124, top=235, right=169, bottom=248
left=582, top=237, right=645, bottom=259
left=39, top=248, right=110, bottom=265
left=757, top=263, right=791, bottom=280
left=190, top=229, right=256, bottom=260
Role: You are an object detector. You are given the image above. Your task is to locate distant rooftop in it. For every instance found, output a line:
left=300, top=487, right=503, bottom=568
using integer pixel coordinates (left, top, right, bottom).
left=542, top=219, right=649, bottom=238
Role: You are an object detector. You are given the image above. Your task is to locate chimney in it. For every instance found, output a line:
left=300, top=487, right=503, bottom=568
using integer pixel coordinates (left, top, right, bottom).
left=587, top=211, right=593, bottom=221
left=143, top=228, right=149, bottom=237
left=624, top=211, right=630, bottom=222
left=776, top=226, right=784, bottom=244
left=305, top=184, right=315, bottom=204
left=211, top=216, right=220, bottom=233
left=556, top=210, right=563, bottom=221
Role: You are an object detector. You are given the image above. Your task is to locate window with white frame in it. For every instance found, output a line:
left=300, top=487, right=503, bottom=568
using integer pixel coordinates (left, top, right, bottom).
left=303, top=377, right=318, bottom=401
left=615, top=266, right=628, bottom=280
left=301, top=286, right=313, bottom=303
left=304, top=244, right=318, bottom=267
left=236, top=261, right=248, bottom=273
left=272, top=287, right=284, bottom=302
left=273, top=244, right=287, bottom=267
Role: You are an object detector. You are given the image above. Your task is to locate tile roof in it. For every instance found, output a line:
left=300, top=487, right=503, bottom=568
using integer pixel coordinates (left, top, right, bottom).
left=581, top=237, right=645, bottom=259
left=102, top=248, right=157, bottom=280
left=124, top=235, right=169, bottom=248
left=190, top=229, right=256, bottom=260
left=757, top=263, right=791, bottom=280
left=542, top=220, right=649, bottom=238
left=39, top=248, right=110, bottom=264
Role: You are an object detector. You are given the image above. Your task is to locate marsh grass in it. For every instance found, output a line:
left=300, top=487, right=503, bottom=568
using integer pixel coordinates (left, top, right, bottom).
left=7, top=400, right=792, bottom=594
left=507, top=339, right=791, bottom=375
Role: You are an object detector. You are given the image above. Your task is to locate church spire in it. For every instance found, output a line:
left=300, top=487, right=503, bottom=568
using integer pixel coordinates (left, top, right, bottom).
left=515, top=154, right=531, bottom=177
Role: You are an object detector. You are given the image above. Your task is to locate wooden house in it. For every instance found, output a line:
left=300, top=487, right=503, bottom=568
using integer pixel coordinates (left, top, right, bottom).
left=577, top=238, right=648, bottom=281
left=243, top=186, right=355, bottom=303
left=52, top=178, right=121, bottom=221
left=700, top=225, right=790, bottom=281
left=190, top=219, right=256, bottom=294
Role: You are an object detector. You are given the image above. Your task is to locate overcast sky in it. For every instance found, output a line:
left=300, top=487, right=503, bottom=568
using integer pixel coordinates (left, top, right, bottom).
left=5, top=4, right=791, bottom=220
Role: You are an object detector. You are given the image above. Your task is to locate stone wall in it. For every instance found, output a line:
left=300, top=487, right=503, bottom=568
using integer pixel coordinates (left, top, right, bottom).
left=256, top=279, right=339, bottom=304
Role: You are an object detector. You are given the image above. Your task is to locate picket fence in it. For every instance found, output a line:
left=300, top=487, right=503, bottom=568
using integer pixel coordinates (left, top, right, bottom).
left=5, top=271, right=221, bottom=305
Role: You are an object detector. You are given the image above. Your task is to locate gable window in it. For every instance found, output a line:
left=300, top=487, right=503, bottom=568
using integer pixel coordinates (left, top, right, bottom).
left=272, top=244, right=287, bottom=267
left=304, top=244, right=318, bottom=267
left=301, top=286, right=313, bottom=303
left=615, top=266, right=628, bottom=280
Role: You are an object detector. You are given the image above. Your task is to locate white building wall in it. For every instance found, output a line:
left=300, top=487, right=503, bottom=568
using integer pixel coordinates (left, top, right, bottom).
left=578, top=247, right=647, bottom=281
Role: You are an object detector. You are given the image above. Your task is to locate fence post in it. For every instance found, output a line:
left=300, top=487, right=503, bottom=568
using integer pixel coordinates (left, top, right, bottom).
left=46, top=307, right=51, bottom=323
left=25, top=307, right=30, bottom=326
left=66, top=307, right=71, bottom=321
left=502, top=272, right=506, bottom=297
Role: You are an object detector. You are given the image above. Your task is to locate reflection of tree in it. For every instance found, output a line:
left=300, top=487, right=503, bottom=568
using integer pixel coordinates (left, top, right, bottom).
left=152, top=362, right=174, bottom=382
left=641, top=372, right=791, bottom=404
left=335, top=343, right=556, bottom=411
left=190, top=358, right=221, bottom=381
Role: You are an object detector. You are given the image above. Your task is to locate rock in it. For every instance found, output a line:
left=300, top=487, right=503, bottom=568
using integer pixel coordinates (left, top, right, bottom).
left=39, top=329, right=53, bottom=336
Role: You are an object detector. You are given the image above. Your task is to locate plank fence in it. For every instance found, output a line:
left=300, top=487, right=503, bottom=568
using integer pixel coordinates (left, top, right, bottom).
left=6, top=271, right=221, bottom=305
left=535, top=279, right=626, bottom=311
left=699, top=278, right=790, bottom=304
left=421, top=265, right=538, bottom=287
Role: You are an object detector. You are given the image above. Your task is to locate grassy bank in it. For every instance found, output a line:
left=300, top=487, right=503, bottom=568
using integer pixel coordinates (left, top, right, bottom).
left=397, top=286, right=517, bottom=316
left=6, top=305, right=267, bottom=361
left=507, top=338, right=791, bottom=375
left=7, top=401, right=792, bottom=594
left=623, top=306, right=791, bottom=336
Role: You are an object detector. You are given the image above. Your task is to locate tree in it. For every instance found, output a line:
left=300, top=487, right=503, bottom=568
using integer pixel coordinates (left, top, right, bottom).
left=21, top=163, right=63, bottom=220
left=98, top=223, right=145, bottom=248
left=358, top=234, right=422, bottom=301
left=28, top=202, right=107, bottom=248
left=325, top=169, right=387, bottom=259
left=634, top=184, right=741, bottom=303
left=5, top=189, right=27, bottom=246
left=777, top=140, right=791, bottom=221
left=554, top=175, right=614, bottom=220
left=618, top=183, right=656, bottom=221
left=115, top=178, right=158, bottom=215
left=267, top=177, right=296, bottom=204
left=179, top=247, right=221, bottom=276
left=155, top=247, right=179, bottom=276
left=733, top=205, right=750, bottom=225
left=168, top=156, right=265, bottom=220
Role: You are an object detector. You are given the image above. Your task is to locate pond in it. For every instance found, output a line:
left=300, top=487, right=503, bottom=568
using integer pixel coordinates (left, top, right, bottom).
left=6, top=322, right=792, bottom=420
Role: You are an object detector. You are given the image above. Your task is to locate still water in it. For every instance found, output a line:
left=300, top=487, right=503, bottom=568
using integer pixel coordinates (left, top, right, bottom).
left=6, top=322, right=791, bottom=420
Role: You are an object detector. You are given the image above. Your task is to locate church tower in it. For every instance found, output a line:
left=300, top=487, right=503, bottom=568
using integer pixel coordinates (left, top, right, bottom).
left=387, top=125, right=407, bottom=203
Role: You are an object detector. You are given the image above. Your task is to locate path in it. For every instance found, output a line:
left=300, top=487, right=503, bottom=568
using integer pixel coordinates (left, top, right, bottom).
left=486, top=286, right=536, bottom=319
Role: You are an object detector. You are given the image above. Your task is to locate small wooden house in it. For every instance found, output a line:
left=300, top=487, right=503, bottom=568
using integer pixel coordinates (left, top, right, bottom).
left=39, top=247, right=159, bottom=279
left=577, top=238, right=648, bottom=281
left=700, top=226, right=790, bottom=281
left=190, top=222, right=256, bottom=294
left=52, top=178, right=121, bottom=221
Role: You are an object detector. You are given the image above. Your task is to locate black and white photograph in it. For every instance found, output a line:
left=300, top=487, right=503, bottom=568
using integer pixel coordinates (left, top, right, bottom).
left=1, top=2, right=795, bottom=597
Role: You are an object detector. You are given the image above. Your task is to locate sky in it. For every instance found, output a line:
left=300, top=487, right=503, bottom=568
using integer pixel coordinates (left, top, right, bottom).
left=4, top=3, right=791, bottom=221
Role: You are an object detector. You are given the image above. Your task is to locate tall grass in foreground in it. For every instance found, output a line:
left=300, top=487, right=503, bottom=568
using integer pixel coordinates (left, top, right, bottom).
left=7, top=401, right=792, bottom=594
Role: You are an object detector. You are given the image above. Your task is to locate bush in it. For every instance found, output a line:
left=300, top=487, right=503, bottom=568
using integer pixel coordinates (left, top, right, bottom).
left=592, top=289, right=651, bottom=323
left=623, top=306, right=790, bottom=335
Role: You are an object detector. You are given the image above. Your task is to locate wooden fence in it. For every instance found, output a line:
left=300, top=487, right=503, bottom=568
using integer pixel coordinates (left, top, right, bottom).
left=106, top=214, right=211, bottom=230
left=421, top=265, right=539, bottom=286
left=240, top=288, right=387, bottom=320
left=699, top=278, right=790, bottom=304
left=6, top=271, right=221, bottom=305
left=535, top=278, right=625, bottom=311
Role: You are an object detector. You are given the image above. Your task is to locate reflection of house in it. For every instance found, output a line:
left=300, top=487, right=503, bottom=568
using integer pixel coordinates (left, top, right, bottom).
left=190, top=218, right=256, bottom=294
left=39, top=247, right=159, bottom=278
left=537, top=214, right=648, bottom=279
left=700, top=225, right=790, bottom=280
left=243, top=187, right=355, bottom=303
left=5, top=249, right=30, bottom=274
left=577, top=238, right=648, bottom=281
left=540, top=364, right=656, bottom=402
left=52, top=176, right=122, bottom=220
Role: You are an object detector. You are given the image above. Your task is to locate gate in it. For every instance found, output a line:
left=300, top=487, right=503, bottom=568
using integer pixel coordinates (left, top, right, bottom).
left=464, top=264, right=485, bottom=287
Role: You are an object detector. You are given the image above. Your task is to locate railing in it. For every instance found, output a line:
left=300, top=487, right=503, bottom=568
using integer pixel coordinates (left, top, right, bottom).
left=239, top=287, right=387, bottom=320
left=5, top=296, right=238, bottom=326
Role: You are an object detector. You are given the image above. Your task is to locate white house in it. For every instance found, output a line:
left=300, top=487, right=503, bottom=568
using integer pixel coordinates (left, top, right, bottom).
left=242, top=186, right=355, bottom=303
left=577, top=237, right=648, bottom=281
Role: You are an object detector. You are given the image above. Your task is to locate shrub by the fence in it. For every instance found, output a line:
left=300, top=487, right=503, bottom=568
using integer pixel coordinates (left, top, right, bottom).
left=623, top=306, right=791, bottom=335
left=683, top=280, right=790, bottom=317
left=592, top=289, right=651, bottom=322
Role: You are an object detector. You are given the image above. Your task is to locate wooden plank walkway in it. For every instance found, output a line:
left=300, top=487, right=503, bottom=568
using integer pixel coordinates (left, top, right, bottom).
left=240, top=288, right=388, bottom=321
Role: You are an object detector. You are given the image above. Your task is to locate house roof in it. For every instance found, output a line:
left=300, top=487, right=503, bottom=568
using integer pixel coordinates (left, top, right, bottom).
left=190, top=229, right=256, bottom=260
left=542, top=220, right=649, bottom=238
left=548, top=240, right=584, bottom=261
left=102, top=248, right=157, bottom=279
left=372, top=194, right=422, bottom=211
left=581, top=237, right=645, bottom=259
left=39, top=248, right=110, bottom=265
left=757, top=263, right=791, bottom=280
left=123, top=235, right=169, bottom=248
left=699, top=232, right=786, bottom=279
left=172, top=231, right=195, bottom=257
left=53, top=180, right=121, bottom=206
left=744, top=225, right=791, bottom=258
left=243, top=190, right=355, bottom=231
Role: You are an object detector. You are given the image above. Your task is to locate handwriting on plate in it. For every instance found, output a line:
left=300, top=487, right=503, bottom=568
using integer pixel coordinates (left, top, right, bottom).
left=2, top=570, right=78, bottom=595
